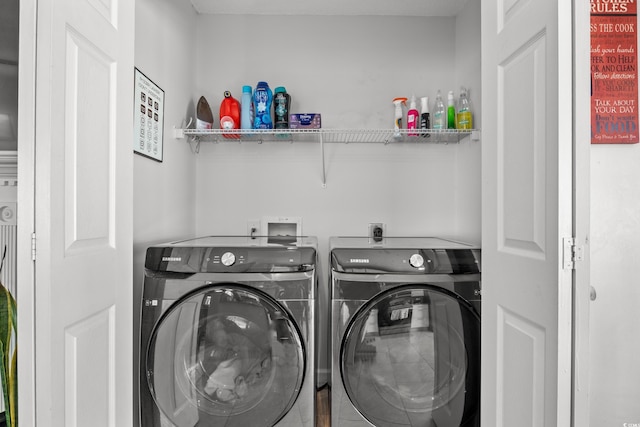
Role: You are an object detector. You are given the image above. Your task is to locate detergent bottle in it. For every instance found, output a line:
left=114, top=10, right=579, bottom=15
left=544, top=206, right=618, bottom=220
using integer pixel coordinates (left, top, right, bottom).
left=273, top=87, right=291, bottom=129
left=219, top=91, right=240, bottom=139
left=253, top=81, right=273, bottom=130
left=392, top=97, right=408, bottom=139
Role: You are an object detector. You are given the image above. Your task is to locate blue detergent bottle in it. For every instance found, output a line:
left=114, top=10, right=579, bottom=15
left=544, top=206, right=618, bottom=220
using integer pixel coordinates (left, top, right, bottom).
left=253, top=81, right=273, bottom=130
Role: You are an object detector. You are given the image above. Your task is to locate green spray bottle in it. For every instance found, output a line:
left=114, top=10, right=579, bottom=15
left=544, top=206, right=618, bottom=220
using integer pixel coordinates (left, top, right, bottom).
left=447, top=90, right=456, bottom=129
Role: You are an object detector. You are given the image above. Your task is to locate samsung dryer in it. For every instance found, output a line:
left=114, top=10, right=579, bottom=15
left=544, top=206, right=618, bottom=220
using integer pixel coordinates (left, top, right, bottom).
left=139, top=236, right=317, bottom=427
left=330, top=237, right=481, bottom=427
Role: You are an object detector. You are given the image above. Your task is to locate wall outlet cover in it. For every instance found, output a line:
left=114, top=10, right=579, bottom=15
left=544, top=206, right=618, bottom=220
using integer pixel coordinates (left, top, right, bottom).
left=368, top=223, right=385, bottom=243
left=247, top=220, right=260, bottom=237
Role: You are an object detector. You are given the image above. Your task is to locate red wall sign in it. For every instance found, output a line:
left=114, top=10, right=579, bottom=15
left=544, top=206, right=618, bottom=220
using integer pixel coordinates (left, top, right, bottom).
left=591, top=0, right=639, bottom=144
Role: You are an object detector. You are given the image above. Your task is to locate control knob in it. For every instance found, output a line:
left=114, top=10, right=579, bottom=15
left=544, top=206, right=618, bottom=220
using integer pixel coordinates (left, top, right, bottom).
left=221, top=252, right=236, bottom=267
left=409, top=253, right=424, bottom=268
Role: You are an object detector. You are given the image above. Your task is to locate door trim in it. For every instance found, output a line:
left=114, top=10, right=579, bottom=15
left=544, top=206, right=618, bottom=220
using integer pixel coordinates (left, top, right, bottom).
left=17, top=0, right=37, bottom=425
left=572, top=0, right=592, bottom=424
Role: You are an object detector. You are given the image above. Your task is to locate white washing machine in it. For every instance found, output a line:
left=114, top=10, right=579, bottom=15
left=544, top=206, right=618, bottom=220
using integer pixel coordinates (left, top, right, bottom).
left=139, top=236, right=317, bottom=427
left=330, top=237, right=481, bottom=427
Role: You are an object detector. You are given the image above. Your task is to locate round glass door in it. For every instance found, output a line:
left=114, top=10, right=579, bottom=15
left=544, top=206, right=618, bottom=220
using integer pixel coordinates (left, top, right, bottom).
left=341, top=285, right=480, bottom=427
left=146, top=284, right=305, bottom=427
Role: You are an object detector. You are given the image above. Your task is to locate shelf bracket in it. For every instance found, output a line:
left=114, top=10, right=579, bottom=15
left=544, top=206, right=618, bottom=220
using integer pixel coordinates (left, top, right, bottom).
left=173, top=117, right=193, bottom=139
left=173, top=126, right=185, bottom=139
left=320, top=132, right=326, bottom=188
left=188, top=136, right=201, bottom=154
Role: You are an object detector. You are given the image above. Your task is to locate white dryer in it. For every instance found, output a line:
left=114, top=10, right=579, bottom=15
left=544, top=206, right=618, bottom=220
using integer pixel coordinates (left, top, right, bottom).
left=139, top=236, right=317, bottom=427
left=330, top=237, right=481, bottom=427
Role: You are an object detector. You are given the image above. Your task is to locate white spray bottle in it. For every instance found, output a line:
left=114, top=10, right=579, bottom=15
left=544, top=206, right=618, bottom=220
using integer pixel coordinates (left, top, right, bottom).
left=392, top=97, right=408, bottom=139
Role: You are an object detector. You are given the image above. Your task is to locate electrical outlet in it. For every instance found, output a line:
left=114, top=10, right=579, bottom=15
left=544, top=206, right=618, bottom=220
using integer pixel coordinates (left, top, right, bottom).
left=368, top=223, right=385, bottom=243
left=247, top=220, right=260, bottom=238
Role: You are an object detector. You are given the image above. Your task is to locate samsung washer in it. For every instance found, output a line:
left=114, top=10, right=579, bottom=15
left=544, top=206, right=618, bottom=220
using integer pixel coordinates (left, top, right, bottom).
left=139, top=236, right=317, bottom=427
left=330, top=237, right=481, bottom=427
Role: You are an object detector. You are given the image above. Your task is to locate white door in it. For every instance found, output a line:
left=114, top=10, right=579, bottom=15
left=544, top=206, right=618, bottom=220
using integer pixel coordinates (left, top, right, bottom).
left=481, top=0, right=574, bottom=426
left=24, top=0, right=134, bottom=425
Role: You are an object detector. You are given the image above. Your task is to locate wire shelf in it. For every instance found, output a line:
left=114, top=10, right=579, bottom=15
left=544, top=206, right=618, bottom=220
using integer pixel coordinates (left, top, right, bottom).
left=175, top=127, right=480, bottom=187
left=179, top=128, right=477, bottom=144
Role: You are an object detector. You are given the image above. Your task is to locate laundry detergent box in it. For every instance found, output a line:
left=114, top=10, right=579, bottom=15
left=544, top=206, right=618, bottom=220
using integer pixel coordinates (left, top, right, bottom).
left=289, top=113, right=321, bottom=129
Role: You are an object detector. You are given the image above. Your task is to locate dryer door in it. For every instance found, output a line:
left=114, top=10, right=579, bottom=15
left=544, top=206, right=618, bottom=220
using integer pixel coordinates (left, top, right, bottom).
left=145, top=284, right=305, bottom=427
left=341, top=284, right=480, bottom=427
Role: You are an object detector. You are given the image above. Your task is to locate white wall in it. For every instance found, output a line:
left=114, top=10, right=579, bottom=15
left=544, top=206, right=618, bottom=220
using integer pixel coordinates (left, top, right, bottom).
left=191, top=11, right=481, bottom=383
left=455, top=0, right=482, bottom=244
left=133, top=0, right=198, bottom=293
left=192, top=13, right=481, bottom=240
left=590, top=144, right=640, bottom=425
left=133, top=0, right=198, bottom=423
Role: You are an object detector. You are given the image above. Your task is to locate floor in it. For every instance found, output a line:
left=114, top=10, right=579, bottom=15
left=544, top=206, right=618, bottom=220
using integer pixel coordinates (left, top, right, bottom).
left=316, top=386, right=330, bottom=427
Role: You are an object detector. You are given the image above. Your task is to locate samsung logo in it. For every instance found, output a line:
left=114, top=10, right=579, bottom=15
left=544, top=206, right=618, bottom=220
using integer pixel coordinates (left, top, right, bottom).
left=350, top=258, right=370, bottom=263
left=162, top=256, right=181, bottom=262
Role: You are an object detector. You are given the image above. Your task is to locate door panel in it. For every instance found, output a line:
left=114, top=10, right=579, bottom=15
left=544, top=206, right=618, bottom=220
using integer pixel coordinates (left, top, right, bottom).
left=64, top=27, right=114, bottom=253
left=500, top=34, right=547, bottom=255
left=64, top=307, right=115, bottom=427
left=33, top=0, right=134, bottom=425
left=482, top=0, right=573, bottom=425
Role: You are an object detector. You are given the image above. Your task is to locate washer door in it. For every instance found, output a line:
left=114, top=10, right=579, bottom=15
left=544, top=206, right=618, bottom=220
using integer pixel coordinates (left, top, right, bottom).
left=146, top=284, right=305, bottom=427
left=341, top=285, right=480, bottom=427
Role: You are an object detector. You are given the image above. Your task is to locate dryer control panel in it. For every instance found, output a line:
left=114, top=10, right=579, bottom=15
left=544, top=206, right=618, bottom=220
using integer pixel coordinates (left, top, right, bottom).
left=331, top=248, right=480, bottom=275
left=145, top=245, right=316, bottom=273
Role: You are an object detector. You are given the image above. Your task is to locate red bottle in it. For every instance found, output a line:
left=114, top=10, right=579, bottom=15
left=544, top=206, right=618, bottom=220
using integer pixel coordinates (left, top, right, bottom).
left=219, top=91, right=240, bottom=139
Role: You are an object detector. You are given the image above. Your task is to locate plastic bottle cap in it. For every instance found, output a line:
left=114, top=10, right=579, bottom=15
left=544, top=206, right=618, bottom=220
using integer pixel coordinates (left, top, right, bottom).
left=421, top=97, right=429, bottom=112
left=448, top=91, right=454, bottom=101
left=409, top=95, right=417, bottom=109
left=275, top=86, right=286, bottom=93
left=242, top=85, right=252, bottom=93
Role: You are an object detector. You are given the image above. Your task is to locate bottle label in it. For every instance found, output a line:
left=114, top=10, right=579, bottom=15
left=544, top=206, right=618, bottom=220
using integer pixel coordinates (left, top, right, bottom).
left=275, top=96, right=287, bottom=120
left=433, top=112, right=444, bottom=130
left=196, top=118, right=212, bottom=130
left=254, top=88, right=272, bottom=129
left=420, top=113, right=431, bottom=138
left=457, top=111, right=473, bottom=130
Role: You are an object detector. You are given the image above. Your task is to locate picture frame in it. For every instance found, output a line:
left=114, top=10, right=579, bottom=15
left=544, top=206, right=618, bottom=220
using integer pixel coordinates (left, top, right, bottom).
left=133, top=68, right=165, bottom=161
left=590, top=1, right=639, bottom=144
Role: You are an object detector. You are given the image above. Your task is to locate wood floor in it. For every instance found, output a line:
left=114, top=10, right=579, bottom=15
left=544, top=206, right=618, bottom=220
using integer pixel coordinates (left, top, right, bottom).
left=316, top=386, right=330, bottom=427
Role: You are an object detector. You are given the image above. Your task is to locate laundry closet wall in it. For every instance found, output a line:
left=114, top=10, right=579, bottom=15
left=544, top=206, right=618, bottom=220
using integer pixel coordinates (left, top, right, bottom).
left=131, top=0, right=481, bottom=398
left=133, top=0, right=198, bottom=424
left=191, top=6, right=481, bottom=384
left=192, top=5, right=482, bottom=250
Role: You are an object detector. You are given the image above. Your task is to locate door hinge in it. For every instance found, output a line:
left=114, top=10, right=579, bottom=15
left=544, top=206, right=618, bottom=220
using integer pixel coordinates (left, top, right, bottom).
left=563, top=237, right=584, bottom=270
left=31, top=232, right=36, bottom=261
